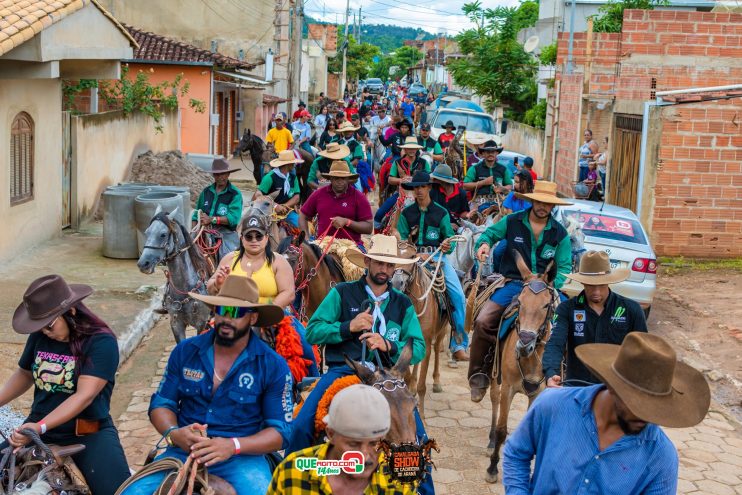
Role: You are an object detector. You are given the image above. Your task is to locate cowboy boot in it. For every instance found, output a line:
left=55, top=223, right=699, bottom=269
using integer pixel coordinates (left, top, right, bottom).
left=468, top=300, right=505, bottom=402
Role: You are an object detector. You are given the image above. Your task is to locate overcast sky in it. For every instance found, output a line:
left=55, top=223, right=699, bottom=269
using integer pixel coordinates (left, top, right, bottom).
left=303, top=0, right=520, bottom=36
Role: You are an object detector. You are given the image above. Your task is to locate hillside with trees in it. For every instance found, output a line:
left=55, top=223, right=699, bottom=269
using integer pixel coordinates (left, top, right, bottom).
left=304, top=16, right=435, bottom=53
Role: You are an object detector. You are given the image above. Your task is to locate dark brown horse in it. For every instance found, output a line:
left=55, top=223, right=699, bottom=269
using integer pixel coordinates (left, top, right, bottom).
left=484, top=252, right=559, bottom=484
left=444, top=127, right=465, bottom=180
left=233, top=129, right=268, bottom=184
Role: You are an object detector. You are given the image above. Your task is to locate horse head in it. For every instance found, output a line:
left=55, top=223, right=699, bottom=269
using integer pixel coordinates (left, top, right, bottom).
left=390, top=241, right=418, bottom=293
left=345, top=341, right=418, bottom=445
left=137, top=205, right=181, bottom=274
left=233, top=128, right=251, bottom=157
left=563, top=214, right=586, bottom=271
left=512, top=250, right=557, bottom=359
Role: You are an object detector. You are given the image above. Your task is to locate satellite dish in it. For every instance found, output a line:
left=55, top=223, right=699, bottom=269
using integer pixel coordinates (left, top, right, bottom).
left=524, top=36, right=540, bottom=54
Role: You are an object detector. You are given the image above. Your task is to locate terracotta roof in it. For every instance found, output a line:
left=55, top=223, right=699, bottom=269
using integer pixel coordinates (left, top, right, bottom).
left=0, top=0, right=136, bottom=57
left=263, top=94, right=288, bottom=104
left=125, top=24, right=256, bottom=70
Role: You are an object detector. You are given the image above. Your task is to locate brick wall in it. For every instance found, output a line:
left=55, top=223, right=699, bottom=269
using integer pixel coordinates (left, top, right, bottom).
left=554, top=74, right=583, bottom=196
left=307, top=24, right=337, bottom=51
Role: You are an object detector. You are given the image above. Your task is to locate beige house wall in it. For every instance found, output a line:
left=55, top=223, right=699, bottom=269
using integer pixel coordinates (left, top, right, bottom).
left=72, top=109, right=179, bottom=221
left=502, top=121, right=546, bottom=176
left=0, top=79, right=64, bottom=264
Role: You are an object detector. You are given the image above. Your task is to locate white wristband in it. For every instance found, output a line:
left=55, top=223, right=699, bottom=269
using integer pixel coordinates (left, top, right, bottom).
left=232, top=437, right=241, bottom=455
left=39, top=421, right=47, bottom=434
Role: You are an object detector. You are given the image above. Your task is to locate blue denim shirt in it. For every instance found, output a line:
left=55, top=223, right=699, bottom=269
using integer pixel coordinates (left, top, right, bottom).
left=150, top=331, right=293, bottom=448
left=503, top=385, right=678, bottom=495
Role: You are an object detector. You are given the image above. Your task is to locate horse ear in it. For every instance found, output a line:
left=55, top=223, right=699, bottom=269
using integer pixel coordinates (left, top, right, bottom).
left=167, top=206, right=180, bottom=221
left=154, top=204, right=162, bottom=216
left=543, top=259, right=557, bottom=285
left=391, top=340, right=414, bottom=377
left=513, top=249, right=533, bottom=280
left=344, top=355, right=376, bottom=384
left=294, top=230, right=306, bottom=246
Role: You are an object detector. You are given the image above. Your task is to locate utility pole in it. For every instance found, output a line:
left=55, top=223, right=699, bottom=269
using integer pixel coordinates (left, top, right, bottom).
left=341, top=0, right=350, bottom=99
left=358, top=6, right=362, bottom=43
left=291, top=0, right=303, bottom=110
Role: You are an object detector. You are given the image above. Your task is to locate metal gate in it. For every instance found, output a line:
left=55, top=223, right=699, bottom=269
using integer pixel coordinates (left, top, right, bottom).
left=62, top=111, right=72, bottom=227
left=609, top=114, right=643, bottom=212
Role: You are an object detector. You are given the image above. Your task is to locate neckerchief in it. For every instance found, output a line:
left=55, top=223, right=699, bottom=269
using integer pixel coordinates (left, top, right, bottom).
left=273, top=169, right=292, bottom=197
left=364, top=285, right=390, bottom=338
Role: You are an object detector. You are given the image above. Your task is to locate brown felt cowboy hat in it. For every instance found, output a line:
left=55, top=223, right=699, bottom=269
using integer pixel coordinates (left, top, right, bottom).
left=13, top=275, right=93, bottom=334
left=190, top=276, right=284, bottom=327
left=515, top=180, right=573, bottom=206
left=576, top=332, right=710, bottom=428
left=270, top=150, right=303, bottom=168
left=321, top=160, right=359, bottom=181
left=566, top=250, right=630, bottom=285
left=203, top=158, right=241, bottom=175
left=347, top=234, right=418, bottom=268
left=318, top=142, right=350, bottom=160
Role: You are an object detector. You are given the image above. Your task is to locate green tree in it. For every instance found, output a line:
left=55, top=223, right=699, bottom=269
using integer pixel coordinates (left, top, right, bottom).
left=392, top=46, right=424, bottom=70
left=448, top=1, right=538, bottom=118
left=592, top=0, right=668, bottom=32
left=539, top=42, right=557, bottom=65
left=328, top=30, right=381, bottom=80
left=523, top=99, right=547, bottom=129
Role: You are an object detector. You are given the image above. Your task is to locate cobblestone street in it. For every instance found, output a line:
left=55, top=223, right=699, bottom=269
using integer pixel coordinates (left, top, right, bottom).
left=117, top=327, right=742, bottom=494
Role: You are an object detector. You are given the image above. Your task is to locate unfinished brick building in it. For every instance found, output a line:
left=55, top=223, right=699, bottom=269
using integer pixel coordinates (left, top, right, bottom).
left=546, top=9, right=742, bottom=258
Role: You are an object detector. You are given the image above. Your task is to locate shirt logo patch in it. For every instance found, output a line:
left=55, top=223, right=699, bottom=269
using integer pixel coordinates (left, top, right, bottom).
left=573, top=310, right=586, bottom=322
left=183, top=368, right=205, bottom=382
left=426, top=230, right=440, bottom=240
left=238, top=373, right=255, bottom=389
left=513, top=236, right=524, bottom=243
left=385, top=324, right=401, bottom=342
left=574, top=322, right=585, bottom=337
left=342, top=202, right=348, bottom=207
left=217, top=205, right=228, bottom=216
left=610, top=306, right=627, bottom=324
left=541, top=244, right=556, bottom=259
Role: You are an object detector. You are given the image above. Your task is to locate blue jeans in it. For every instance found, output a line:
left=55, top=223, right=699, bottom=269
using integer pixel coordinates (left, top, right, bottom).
left=599, top=171, right=606, bottom=189
left=287, top=365, right=435, bottom=495
left=290, top=316, right=319, bottom=377
left=490, top=279, right=568, bottom=306
left=299, top=141, right=314, bottom=157
left=492, top=240, right=507, bottom=273
left=578, top=166, right=589, bottom=182
left=435, top=254, right=468, bottom=352
left=375, top=192, right=399, bottom=227
left=119, top=447, right=272, bottom=495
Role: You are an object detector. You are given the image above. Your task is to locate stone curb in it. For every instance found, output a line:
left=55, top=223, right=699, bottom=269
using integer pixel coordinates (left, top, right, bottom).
left=117, top=284, right=164, bottom=364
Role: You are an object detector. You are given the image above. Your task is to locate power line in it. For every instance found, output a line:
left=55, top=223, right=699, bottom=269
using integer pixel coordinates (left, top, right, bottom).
left=364, top=0, right=462, bottom=17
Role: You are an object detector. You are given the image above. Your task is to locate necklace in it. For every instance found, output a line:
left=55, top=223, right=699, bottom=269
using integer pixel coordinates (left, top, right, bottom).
left=243, top=254, right=265, bottom=270
left=214, top=369, right=224, bottom=382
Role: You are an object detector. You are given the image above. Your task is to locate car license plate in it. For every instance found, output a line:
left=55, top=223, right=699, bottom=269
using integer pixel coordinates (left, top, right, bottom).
left=610, top=260, right=627, bottom=269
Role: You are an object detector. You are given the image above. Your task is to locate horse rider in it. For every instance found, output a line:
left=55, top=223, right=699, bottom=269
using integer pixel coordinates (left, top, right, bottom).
left=437, top=120, right=456, bottom=150
left=463, top=139, right=513, bottom=211
left=0, top=275, right=130, bottom=495
left=388, top=136, right=431, bottom=187
left=192, top=158, right=243, bottom=261
left=254, top=150, right=303, bottom=228
left=336, top=121, right=365, bottom=170
left=267, top=113, right=294, bottom=153
left=307, top=142, right=353, bottom=191
left=291, top=110, right=314, bottom=157
left=464, top=135, right=487, bottom=167
left=271, top=385, right=415, bottom=494
left=299, top=160, right=373, bottom=247
left=503, top=332, right=710, bottom=495
left=286, top=234, right=434, bottom=494
left=118, top=276, right=292, bottom=495
left=417, top=123, right=444, bottom=164
left=468, top=181, right=573, bottom=402
left=379, top=117, right=414, bottom=161
left=543, top=250, right=648, bottom=388
left=397, top=171, right=469, bottom=362
left=430, top=163, right=470, bottom=229
left=369, top=107, right=392, bottom=165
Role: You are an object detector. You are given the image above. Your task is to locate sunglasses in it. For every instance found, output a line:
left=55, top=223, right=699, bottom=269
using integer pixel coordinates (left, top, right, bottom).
left=215, top=306, right=257, bottom=319
left=243, top=232, right=265, bottom=242
left=44, top=316, right=59, bottom=331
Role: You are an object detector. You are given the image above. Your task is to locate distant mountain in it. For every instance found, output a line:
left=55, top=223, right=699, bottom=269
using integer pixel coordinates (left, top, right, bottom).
left=304, top=16, right=436, bottom=53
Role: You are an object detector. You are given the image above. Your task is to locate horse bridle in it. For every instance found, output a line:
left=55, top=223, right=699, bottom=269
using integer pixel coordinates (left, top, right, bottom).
left=142, top=213, right=191, bottom=264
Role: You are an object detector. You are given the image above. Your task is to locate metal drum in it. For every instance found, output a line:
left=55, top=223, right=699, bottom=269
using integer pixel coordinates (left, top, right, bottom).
left=102, top=189, right=144, bottom=259
left=149, top=186, right=191, bottom=227
left=134, top=192, right=181, bottom=254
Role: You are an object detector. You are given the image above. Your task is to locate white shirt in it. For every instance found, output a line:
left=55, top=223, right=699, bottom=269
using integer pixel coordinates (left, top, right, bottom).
left=369, top=115, right=392, bottom=140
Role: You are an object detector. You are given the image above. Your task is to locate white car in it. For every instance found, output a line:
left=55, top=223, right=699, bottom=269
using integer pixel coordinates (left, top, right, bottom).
left=555, top=199, right=657, bottom=316
left=429, top=108, right=499, bottom=144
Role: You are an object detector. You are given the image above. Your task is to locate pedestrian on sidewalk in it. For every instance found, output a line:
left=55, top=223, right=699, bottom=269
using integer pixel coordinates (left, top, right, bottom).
left=503, top=332, right=711, bottom=495
left=0, top=275, right=130, bottom=495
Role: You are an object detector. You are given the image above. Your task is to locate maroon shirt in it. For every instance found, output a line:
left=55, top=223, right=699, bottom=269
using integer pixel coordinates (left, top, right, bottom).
left=301, top=185, right=372, bottom=244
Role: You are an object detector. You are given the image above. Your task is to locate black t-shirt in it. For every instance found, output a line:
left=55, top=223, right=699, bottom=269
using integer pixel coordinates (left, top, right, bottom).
left=355, top=126, right=369, bottom=141
left=18, top=332, right=119, bottom=424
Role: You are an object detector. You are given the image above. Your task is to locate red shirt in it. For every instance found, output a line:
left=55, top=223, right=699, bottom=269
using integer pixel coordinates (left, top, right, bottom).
left=438, top=133, right=455, bottom=148
left=301, top=185, right=372, bottom=244
left=527, top=169, right=538, bottom=182
left=345, top=107, right=359, bottom=120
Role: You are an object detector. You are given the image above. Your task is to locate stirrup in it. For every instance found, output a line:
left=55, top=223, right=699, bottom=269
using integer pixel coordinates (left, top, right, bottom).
left=468, top=372, right=491, bottom=391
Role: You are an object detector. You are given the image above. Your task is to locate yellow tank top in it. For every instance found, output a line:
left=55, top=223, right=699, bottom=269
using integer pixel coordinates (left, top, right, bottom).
left=230, top=252, right=279, bottom=304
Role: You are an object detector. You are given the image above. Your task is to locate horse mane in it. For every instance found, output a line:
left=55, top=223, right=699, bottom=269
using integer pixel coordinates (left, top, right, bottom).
left=305, top=241, right=345, bottom=282
left=277, top=235, right=294, bottom=254
left=180, top=222, right=213, bottom=277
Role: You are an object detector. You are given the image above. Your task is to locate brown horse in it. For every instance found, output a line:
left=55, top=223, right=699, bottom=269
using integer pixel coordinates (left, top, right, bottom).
left=390, top=242, right=449, bottom=420
left=483, top=252, right=559, bottom=483
left=444, top=127, right=465, bottom=179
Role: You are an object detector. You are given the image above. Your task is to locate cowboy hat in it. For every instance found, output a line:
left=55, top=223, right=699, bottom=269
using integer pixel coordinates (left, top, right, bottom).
left=443, top=120, right=456, bottom=129
left=401, top=170, right=432, bottom=190
left=318, top=143, right=351, bottom=160
left=515, top=180, right=573, bottom=206
left=347, top=234, right=418, bottom=268
left=479, top=139, right=504, bottom=153
left=13, top=275, right=93, bottom=334
left=203, top=158, right=241, bottom=175
left=270, top=150, right=303, bottom=168
left=338, top=121, right=359, bottom=132
left=430, top=164, right=458, bottom=185
left=321, top=160, right=359, bottom=181
left=576, top=332, right=710, bottom=428
left=566, top=251, right=630, bottom=286
left=190, top=276, right=284, bottom=327
left=395, top=118, right=413, bottom=129
left=399, top=136, right=423, bottom=150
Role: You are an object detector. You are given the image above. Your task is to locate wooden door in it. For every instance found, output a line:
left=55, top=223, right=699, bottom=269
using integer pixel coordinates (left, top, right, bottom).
left=62, top=111, right=72, bottom=227
left=609, top=114, right=642, bottom=212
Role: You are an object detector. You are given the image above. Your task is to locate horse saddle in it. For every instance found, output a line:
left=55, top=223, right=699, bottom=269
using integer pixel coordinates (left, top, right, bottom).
left=115, top=457, right=235, bottom=495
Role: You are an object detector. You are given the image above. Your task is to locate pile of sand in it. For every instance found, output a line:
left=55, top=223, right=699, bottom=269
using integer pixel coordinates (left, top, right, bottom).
left=128, top=151, right=213, bottom=205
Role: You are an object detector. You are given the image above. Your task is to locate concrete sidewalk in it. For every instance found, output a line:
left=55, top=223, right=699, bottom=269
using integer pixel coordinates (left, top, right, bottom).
left=0, top=222, right=163, bottom=361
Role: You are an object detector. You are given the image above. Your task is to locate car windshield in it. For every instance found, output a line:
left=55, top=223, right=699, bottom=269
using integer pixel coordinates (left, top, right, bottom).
left=562, top=210, right=648, bottom=245
left=434, top=111, right=494, bottom=134
left=367, top=79, right=382, bottom=85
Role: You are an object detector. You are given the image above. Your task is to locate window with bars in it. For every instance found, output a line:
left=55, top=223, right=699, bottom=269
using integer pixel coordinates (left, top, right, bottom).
left=10, top=112, right=34, bottom=205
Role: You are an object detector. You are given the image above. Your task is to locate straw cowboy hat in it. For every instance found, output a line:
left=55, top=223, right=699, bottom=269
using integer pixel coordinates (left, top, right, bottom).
left=347, top=234, right=419, bottom=268
left=203, top=158, right=241, bottom=175
left=338, top=121, right=359, bottom=133
left=318, top=142, right=350, bottom=160
left=515, top=180, right=573, bottom=206
left=321, top=160, right=359, bottom=181
left=13, top=275, right=93, bottom=334
left=190, top=275, right=284, bottom=327
left=576, top=332, right=710, bottom=428
left=566, top=250, right=630, bottom=286
left=430, top=164, right=458, bottom=185
left=399, top=136, right=423, bottom=150
left=270, top=150, right=303, bottom=168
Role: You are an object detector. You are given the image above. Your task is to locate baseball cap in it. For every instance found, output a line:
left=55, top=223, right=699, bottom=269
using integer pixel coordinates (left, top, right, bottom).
left=523, top=157, right=534, bottom=167
left=324, top=384, right=390, bottom=439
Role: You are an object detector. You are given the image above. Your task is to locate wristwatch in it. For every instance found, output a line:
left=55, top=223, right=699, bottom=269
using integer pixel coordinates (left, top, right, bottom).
left=211, top=217, right=217, bottom=225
